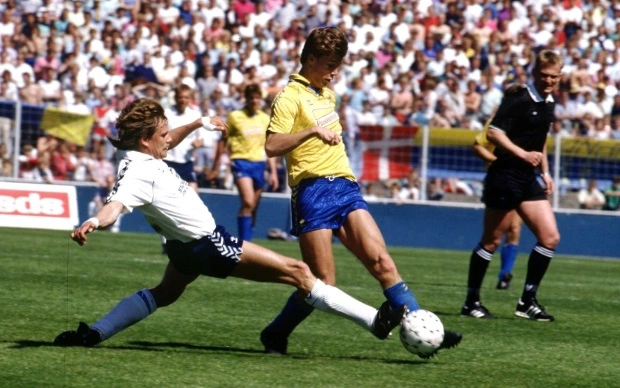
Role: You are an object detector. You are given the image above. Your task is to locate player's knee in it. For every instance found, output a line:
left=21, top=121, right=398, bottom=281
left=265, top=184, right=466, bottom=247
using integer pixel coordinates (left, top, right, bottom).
left=241, top=200, right=254, bottom=212
left=369, top=253, right=398, bottom=279
left=541, top=232, right=560, bottom=250
left=482, top=238, right=502, bottom=252
left=509, top=225, right=522, bottom=239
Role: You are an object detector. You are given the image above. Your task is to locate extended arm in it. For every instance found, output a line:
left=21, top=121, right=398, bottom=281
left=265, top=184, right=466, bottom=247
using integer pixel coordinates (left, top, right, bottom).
left=70, top=201, right=125, bottom=246
left=168, top=117, right=227, bottom=150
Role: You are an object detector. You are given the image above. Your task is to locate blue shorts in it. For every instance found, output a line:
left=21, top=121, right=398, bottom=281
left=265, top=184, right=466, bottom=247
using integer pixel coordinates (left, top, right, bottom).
left=232, top=159, right=266, bottom=190
left=290, top=177, right=368, bottom=236
left=164, top=160, right=197, bottom=183
left=166, top=225, right=242, bottom=278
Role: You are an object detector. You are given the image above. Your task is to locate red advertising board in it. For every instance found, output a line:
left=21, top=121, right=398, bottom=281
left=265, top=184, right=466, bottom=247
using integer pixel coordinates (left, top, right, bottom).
left=0, top=182, right=79, bottom=230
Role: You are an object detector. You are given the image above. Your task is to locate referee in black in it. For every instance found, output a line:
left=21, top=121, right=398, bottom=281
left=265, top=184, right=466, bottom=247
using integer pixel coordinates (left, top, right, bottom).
left=461, top=49, right=562, bottom=322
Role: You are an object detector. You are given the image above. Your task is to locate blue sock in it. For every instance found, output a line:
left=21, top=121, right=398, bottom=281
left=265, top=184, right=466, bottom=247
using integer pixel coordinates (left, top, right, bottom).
left=383, top=281, right=420, bottom=313
left=263, top=292, right=314, bottom=338
left=91, top=289, right=157, bottom=341
left=237, top=215, right=252, bottom=242
left=499, top=244, right=518, bottom=280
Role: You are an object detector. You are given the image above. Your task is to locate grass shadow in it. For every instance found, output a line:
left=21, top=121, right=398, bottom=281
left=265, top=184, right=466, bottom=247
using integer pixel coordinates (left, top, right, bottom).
left=6, top=339, right=430, bottom=365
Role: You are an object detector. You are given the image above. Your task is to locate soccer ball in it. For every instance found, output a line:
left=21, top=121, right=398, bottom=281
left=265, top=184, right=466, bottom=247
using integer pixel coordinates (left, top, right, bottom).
left=399, top=309, right=444, bottom=358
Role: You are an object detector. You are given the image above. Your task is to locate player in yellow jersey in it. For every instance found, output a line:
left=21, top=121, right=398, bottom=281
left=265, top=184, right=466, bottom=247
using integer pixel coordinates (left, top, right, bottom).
left=473, top=120, right=523, bottom=290
left=212, top=84, right=278, bottom=241
left=260, top=27, right=462, bottom=356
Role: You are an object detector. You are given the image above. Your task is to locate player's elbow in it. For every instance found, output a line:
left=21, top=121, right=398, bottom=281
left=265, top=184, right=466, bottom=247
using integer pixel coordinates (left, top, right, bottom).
left=264, top=138, right=283, bottom=157
left=486, top=128, right=501, bottom=143
left=265, top=145, right=279, bottom=158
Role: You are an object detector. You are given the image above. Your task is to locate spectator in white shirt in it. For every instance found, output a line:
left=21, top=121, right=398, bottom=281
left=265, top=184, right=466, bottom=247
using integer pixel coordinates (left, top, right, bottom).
left=554, top=89, right=577, bottom=132
left=156, top=54, right=180, bottom=87
left=426, top=49, right=447, bottom=79
left=272, top=0, right=298, bottom=30
left=38, top=66, right=62, bottom=106
left=0, top=10, right=15, bottom=38
left=64, top=91, right=91, bottom=115
left=217, top=57, right=244, bottom=87
left=200, top=0, right=226, bottom=27
left=87, top=57, right=110, bottom=90
left=67, top=0, right=86, bottom=28
left=356, top=100, right=378, bottom=126
left=14, top=50, right=35, bottom=89
left=578, top=179, right=605, bottom=210
left=395, top=40, right=415, bottom=75
left=479, top=75, right=503, bottom=122
left=164, top=84, right=203, bottom=191
left=581, top=90, right=605, bottom=119
left=157, top=0, right=181, bottom=26
left=247, top=1, right=272, bottom=29
left=392, top=10, right=411, bottom=46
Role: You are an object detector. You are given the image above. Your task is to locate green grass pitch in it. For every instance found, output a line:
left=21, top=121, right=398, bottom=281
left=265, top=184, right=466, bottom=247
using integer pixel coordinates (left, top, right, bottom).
left=1, top=227, right=619, bottom=387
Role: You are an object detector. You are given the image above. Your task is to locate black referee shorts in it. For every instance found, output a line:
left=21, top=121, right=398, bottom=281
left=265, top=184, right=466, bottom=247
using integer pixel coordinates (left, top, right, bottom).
left=482, top=170, right=547, bottom=210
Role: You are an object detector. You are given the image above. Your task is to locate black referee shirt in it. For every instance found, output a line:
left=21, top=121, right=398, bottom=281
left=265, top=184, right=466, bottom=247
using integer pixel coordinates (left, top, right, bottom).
left=489, top=83, right=555, bottom=172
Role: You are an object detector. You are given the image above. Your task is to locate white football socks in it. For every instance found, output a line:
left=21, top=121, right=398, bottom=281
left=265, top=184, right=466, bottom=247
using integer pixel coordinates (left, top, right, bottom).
left=304, top=279, right=376, bottom=330
left=91, top=289, right=157, bottom=341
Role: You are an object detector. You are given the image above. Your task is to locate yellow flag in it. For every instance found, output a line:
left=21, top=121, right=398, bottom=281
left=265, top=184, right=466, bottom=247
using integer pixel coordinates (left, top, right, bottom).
left=40, top=107, right=94, bottom=147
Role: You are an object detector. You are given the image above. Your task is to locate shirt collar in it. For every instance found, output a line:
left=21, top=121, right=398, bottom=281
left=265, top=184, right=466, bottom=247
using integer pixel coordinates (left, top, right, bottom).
left=123, top=150, right=156, bottom=161
left=526, top=82, right=554, bottom=103
left=290, top=73, right=322, bottom=95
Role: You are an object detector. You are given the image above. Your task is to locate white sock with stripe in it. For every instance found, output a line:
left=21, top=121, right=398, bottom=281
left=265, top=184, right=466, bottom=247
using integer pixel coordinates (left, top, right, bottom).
left=304, top=279, right=377, bottom=330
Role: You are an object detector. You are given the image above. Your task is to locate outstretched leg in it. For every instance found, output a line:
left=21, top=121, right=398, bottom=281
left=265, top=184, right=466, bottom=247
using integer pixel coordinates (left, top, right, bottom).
left=54, top=262, right=198, bottom=346
left=233, top=240, right=403, bottom=354
left=257, top=229, right=332, bottom=354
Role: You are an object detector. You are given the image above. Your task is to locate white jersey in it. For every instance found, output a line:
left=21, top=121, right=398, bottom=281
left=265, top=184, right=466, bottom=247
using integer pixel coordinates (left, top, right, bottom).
left=108, top=151, right=216, bottom=242
left=163, top=106, right=202, bottom=163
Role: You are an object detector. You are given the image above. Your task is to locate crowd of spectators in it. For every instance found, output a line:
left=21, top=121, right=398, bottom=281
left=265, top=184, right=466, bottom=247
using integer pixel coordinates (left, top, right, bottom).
left=0, top=0, right=619, bottom=210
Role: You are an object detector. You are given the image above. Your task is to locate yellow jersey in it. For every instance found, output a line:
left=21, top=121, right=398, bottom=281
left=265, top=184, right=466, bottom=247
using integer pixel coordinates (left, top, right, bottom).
left=226, top=108, right=270, bottom=161
left=474, top=124, right=494, bottom=153
left=267, top=74, right=354, bottom=187
left=474, top=118, right=495, bottom=169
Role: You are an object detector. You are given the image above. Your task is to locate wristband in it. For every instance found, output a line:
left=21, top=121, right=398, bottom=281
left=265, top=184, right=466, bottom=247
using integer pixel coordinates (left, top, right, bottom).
left=85, top=217, right=100, bottom=229
left=201, top=117, right=216, bottom=131
left=541, top=172, right=550, bottom=177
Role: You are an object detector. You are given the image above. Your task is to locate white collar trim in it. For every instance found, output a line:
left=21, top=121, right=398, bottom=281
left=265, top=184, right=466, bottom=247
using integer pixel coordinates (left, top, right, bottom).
left=526, top=82, right=554, bottom=103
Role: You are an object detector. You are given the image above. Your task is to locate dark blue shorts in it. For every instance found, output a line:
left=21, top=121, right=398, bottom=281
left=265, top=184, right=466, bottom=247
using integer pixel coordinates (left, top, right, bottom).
left=232, top=159, right=266, bottom=190
left=482, top=169, right=547, bottom=210
left=290, top=177, right=368, bottom=236
left=164, top=160, right=197, bottom=183
left=166, top=225, right=242, bottom=278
